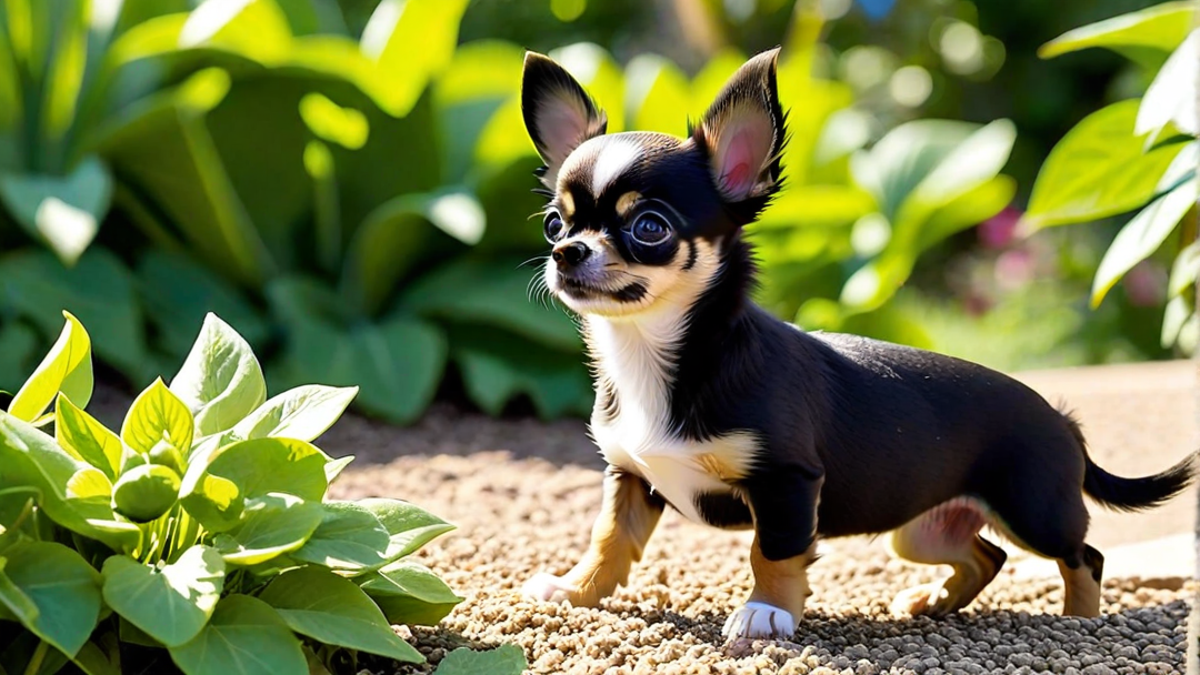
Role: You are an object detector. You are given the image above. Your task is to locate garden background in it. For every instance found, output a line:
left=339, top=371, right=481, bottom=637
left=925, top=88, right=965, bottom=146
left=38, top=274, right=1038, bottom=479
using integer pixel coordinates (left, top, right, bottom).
left=0, top=0, right=1194, bottom=425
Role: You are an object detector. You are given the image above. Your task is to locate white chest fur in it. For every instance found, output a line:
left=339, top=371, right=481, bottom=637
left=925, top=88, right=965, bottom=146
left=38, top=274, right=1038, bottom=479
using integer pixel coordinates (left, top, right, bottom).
left=585, top=312, right=756, bottom=524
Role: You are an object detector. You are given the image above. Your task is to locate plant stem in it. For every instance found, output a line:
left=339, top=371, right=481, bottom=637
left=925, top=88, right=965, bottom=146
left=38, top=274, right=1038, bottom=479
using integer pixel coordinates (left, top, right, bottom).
left=23, top=640, right=48, bottom=675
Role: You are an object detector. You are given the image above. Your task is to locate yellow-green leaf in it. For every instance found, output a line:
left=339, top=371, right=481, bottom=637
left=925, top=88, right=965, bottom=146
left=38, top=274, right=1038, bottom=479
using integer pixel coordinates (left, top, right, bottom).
left=56, top=394, right=122, bottom=479
left=8, top=311, right=92, bottom=423
left=121, top=378, right=195, bottom=455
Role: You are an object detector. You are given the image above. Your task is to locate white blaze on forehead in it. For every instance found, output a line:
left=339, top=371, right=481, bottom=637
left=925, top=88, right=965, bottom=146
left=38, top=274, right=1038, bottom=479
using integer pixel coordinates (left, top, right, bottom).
left=590, top=137, right=643, bottom=197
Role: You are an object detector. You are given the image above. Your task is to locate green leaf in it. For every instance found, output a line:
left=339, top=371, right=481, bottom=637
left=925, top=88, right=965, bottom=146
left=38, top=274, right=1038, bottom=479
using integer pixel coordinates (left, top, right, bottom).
left=0, top=248, right=149, bottom=384
left=8, top=310, right=92, bottom=423
left=100, top=546, right=224, bottom=648
left=324, top=456, right=354, bottom=484
left=291, top=502, right=389, bottom=571
left=214, top=493, right=323, bottom=566
left=111, top=463, right=181, bottom=523
left=851, top=119, right=979, bottom=220
left=400, top=259, right=580, bottom=352
left=299, top=93, right=368, bottom=150
left=1136, top=29, right=1199, bottom=138
left=357, top=498, right=454, bottom=560
left=122, top=378, right=195, bottom=455
left=433, top=645, right=527, bottom=675
left=1091, top=180, right=1198, bottom=307
left=169, top=595, right=307, bottom=675
left=1039, top=1, right=1197, bottom=61
left=269, top=283, right=447, bottom=425
left=364, top=0, right=469, bottom=117
left=1169, top=238, right=1200, bottom=297
left=2, top=541, right=103, bottom=658
left=340, top=191, right=484, bottom=316
left=449, top=328, right=592, bottom=420
left=66, top=467, right=112, bottom=500
left=232, top=385, right=358, bottom=443
left=258, top=567, right=423, bottom=663
left=1023, top=100, right=1189, bottom=230
left=0, top=558, right=41, bottom=627
left=55, top=394, right=122, bottom=479
left=169, top=313, right=267, bottom=438
left=136, top=250, right=269, bottom=360
left=0, top=157, right=113, bottom=266
left=0, top=411, right=139, bottom=553
left=360, top=560, right=463, bottom=626
left=180, top=438, right=328, bottom=531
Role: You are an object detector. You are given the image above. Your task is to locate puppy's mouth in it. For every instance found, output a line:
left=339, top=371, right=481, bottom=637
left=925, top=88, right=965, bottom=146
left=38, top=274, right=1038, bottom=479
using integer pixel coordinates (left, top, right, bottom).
left=556, top=274, right=648, bottom=303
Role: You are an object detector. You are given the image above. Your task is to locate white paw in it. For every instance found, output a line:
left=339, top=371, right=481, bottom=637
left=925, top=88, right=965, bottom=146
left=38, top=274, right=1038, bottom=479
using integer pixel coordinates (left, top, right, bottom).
left=722, top=601, right=797, bottom=640
left=890, top=582, right=950, bottom=617
left=522, top=572, right=578, bottom=603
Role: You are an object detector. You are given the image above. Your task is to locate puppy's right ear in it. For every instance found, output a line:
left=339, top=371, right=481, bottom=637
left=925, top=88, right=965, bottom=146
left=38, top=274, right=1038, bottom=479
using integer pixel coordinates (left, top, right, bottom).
left=521, top=52, right=608, bottom=187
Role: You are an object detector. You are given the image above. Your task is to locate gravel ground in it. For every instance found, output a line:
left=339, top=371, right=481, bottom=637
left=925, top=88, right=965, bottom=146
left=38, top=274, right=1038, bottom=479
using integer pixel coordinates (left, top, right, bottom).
left=317, top=399, right=1194, bottom=675
left=87, top=364, right=1196, bottom=675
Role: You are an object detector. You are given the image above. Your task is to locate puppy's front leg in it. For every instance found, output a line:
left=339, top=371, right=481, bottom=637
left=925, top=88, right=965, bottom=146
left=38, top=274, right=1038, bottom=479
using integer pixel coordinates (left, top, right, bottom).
left=524, top=465, right=664, bottom=606
left=724, top=465, right=823, bottom=640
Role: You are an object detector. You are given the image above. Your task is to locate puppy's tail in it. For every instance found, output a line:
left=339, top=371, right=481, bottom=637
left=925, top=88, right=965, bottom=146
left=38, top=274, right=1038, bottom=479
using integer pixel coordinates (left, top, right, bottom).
left=1062, top=407, right=1198, bottom=512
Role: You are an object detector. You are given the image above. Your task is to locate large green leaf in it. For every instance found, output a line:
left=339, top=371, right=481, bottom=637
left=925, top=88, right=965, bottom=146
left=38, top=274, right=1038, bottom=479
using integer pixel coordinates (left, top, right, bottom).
left=0, top=410, right=139, bottom=552
left=399, top=259, right=580, bottom=352
left=7, top=310, right=91, bottom=424
left=93, top=68, right=273, bottom=288
left=0, top=157, right=113, bottom=265
left=433, top=645, right=527, bottom=675
left=1136, top=30, right=1199, bottom=138
left=121, top=378, right=195, bottom=456
left=1, top=541, right=102, bottom=658
left=357, top=497, right=454, bottom=561
left=291, top=501, right=390, bottom=571
left=449, top=328, right=591, bottom=420
left=136, top=250, right=269, bottom=359
left=1039, top=1, right=1196, bottom=62
left=232, top=385, right=358, bottom=443
left=1023, top=99, right=1188, bottom=230
left=169, top=595, right=307, bottom=675
left=1092, top=180, right=1198, bottom=307
left=183, top=437, right=329, bottom=506
left=363, top=0, right=469, bottom=118
left=169, top=313, right=266, bottom=438
left=213, top=493, right=323, bottom=566
left=100, top=546, right=224, bottom=648
left=851, top=119, right=978, bottom=220
left=269, top=279, right=447, bottom=424
left=340, top=191, right=485, bottom=317
left=258, top=567, right=423, bottom=663
left=55, top=395, right=121, bottom=479
left=0, top=248, right=148, bottom=383
left=359, top=560, right=463, bottom=626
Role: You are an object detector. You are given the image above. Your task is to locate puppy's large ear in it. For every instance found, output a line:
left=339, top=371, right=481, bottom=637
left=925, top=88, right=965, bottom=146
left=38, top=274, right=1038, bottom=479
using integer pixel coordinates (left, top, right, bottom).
left=693, top=47, right=785, bottom=204
left=521, top=52, right=608, bottom=186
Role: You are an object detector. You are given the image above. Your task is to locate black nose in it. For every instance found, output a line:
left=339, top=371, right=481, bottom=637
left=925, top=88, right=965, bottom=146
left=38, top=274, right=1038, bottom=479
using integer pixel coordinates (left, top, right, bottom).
left=552, top=242, right=591, bottom=267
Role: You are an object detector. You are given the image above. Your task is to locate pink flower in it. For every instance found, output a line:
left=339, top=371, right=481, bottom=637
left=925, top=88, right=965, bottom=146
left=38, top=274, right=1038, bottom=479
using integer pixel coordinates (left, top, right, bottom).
left=978, top=206, right=1022, bottom=249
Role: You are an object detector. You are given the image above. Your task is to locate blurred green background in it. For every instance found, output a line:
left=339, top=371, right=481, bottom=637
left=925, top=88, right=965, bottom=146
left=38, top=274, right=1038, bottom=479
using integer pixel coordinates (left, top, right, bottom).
left=0, top=0, right=1192, bottom=424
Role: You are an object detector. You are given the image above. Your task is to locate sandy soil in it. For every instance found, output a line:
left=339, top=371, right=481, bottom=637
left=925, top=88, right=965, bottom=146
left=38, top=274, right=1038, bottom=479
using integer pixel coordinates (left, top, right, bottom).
left=87, top=360, right=1197, bottom=675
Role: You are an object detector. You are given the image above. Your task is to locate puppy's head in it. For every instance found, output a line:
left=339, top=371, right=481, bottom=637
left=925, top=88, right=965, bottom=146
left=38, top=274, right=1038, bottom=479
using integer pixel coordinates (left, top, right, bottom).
left=521, top=49, right=785, bottom=318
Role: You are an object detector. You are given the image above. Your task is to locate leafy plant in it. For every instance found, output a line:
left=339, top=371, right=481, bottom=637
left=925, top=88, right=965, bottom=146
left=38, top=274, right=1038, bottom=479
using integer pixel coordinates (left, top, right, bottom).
left=1023, top=1, right=1198, bottom=354
left=0, top=311, right=468, bottom=675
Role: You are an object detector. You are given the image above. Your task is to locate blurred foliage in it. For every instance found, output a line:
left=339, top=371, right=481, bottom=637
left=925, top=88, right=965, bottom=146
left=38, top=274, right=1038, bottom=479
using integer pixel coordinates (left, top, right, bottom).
left=1023, top=1, right=1198, bottom=355
left=0, top=0, right=1184, bottom=425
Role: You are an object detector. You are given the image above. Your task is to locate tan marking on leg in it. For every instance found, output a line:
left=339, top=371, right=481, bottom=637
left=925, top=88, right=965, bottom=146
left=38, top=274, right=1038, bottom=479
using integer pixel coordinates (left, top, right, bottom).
left=747, top=535, right=814, bottom=620
left=529, top=469, right=662, bottom=607
left=615, top=191, right=642, bottom=217
left=1058, top=546, right=1103, bottom=618
left=888, top=499, right=1005, bottom=616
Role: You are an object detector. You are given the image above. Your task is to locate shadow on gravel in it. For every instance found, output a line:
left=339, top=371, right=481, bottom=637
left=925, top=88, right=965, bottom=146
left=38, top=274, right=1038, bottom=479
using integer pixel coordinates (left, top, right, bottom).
left=655, top=600, right=1192, bottom=670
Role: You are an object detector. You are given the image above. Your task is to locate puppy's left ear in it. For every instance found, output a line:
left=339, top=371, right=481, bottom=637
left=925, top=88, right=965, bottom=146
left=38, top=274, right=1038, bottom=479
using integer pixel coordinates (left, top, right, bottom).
left=694, top=47, right=785, bottom=205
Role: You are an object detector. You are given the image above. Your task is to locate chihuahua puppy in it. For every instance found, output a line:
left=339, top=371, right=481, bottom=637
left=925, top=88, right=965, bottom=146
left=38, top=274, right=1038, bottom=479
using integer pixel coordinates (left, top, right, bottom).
left=518, top=47, right=1196, bottom=640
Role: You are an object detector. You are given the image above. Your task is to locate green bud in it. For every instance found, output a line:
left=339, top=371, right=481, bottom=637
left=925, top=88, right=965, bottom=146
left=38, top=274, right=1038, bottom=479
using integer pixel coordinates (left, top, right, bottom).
left=112, top=464, right=182, bottom=523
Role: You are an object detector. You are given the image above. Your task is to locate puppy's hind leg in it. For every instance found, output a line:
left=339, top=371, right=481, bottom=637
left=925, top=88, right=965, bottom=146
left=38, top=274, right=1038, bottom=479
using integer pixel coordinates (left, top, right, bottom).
left=523, top=466, right=664, bottom=607
left=888, top=497, right=1007, bottom=617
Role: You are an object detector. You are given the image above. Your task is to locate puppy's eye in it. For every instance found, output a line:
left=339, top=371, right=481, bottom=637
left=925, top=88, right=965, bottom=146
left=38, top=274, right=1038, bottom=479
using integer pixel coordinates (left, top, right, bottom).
left=543, top=211, right=565, bottom=242
left=629, top=211, right=672, bottom=246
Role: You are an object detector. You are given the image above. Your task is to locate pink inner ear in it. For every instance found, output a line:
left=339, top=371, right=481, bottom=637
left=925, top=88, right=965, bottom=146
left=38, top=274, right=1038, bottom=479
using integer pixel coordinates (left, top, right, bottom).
left=540, top=102, right=588, bottom=162
left=714, top=117, right=773, bottom=201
